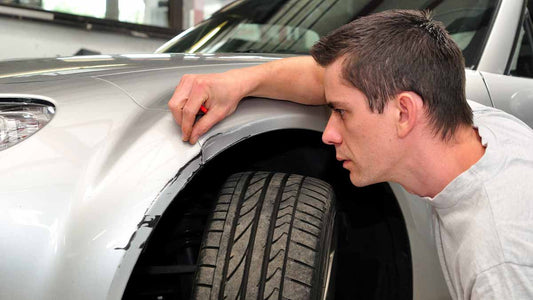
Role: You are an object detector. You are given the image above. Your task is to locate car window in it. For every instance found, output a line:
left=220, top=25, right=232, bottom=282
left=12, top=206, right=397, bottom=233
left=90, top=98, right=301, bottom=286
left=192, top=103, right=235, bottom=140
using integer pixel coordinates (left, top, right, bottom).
left=157, top=0, right=500, bottom=69
left=509, top=13, right=533, bottom=78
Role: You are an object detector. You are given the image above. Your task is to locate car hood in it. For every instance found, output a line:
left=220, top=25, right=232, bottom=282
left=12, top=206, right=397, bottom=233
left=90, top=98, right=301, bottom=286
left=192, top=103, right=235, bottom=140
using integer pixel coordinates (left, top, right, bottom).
left=0, top=53, right=287, bottom=84
left=0, top=53, right=288, bottom=111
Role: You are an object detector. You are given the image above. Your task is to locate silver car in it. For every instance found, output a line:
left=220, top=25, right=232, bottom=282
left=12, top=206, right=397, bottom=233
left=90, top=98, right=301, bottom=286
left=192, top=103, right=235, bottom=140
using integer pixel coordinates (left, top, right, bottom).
left=1, top=0, right=531, bottom=299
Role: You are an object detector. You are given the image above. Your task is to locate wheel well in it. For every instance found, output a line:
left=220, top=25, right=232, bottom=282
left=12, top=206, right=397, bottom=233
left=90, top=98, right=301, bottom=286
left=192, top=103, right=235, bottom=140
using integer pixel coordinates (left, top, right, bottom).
left=123, top=129, right=412, bottom=299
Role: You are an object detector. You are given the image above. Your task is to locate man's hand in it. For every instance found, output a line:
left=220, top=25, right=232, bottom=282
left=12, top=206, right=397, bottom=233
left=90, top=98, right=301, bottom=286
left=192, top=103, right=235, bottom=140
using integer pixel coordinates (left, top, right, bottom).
left=168, top=57, right=325, bottom=144
left=168, top=72, right=244, bottom=144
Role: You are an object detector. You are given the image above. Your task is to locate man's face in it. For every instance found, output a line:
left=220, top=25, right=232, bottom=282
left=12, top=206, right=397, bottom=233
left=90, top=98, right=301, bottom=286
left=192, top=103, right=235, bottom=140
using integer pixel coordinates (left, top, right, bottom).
left=322, top=59, right=400, bottom=187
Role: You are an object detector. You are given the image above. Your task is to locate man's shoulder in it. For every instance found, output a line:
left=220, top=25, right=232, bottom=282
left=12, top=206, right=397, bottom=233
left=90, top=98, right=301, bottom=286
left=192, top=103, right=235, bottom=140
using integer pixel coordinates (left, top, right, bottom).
left=468, top=100, right=533, bottom=138
left=468, top=100, right=533, bottom=170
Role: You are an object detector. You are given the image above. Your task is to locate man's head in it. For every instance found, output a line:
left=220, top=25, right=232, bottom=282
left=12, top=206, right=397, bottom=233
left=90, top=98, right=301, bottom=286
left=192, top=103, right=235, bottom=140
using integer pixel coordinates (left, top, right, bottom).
left=312, top=9, right=473, bottom=187
left=311, top=9, right=472, bottom=140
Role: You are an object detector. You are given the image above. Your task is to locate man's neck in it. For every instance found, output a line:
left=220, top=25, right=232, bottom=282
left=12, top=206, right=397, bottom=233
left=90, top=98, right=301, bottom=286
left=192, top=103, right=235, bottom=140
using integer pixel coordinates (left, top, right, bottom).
left=398, top=126, right=486, bottom=198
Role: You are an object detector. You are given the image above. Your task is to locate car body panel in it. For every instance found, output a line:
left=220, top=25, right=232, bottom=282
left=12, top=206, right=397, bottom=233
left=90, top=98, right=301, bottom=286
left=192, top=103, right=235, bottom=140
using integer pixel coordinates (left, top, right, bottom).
left=481, top=71, right=533, bottom=128
left=0, top=54, right=282, bottom=85
left=465, top=69, right=493, bottom=107
left=0, top=57, right=330, bottom=299
left=0, top=77, right=204, bottom=300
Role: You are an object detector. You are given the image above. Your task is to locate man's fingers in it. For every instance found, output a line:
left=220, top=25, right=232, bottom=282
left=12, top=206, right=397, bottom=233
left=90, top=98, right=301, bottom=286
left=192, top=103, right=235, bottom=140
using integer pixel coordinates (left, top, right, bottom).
left=168, top=75, right=194, bottom=126
left=181, top=82, right=209, bottom=141
left=168, top=93, right=186, bottom=126
left=168, top=73, right=237, bottom=143
left=189, top=108, right=226, bottom=144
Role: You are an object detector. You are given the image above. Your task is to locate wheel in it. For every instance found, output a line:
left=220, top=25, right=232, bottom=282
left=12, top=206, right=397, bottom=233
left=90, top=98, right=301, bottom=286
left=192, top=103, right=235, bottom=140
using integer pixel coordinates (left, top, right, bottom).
left=192, top=171, right=337, bottom=299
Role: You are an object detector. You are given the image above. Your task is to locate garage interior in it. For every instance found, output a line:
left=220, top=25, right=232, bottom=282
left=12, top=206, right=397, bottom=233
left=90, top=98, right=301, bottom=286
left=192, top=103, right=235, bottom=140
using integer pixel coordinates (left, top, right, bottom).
left=6, top=1, right=528, bottom=299
left=0, top=0, right=233, bottom=60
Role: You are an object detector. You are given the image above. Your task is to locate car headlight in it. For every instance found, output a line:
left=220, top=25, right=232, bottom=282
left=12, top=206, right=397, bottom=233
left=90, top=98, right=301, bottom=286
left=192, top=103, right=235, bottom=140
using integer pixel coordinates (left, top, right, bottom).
left=0, top=99, right=55, bottom=151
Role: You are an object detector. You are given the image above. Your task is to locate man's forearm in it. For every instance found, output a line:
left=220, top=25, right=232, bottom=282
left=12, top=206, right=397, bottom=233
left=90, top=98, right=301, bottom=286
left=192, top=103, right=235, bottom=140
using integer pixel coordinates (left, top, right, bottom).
left=228, top=56, right=326, bottom=105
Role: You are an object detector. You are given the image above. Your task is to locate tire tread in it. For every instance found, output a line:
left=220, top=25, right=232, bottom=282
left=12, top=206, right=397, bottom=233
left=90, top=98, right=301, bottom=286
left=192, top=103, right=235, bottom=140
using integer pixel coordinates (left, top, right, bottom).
left=192, top=172, right=335, bottom=300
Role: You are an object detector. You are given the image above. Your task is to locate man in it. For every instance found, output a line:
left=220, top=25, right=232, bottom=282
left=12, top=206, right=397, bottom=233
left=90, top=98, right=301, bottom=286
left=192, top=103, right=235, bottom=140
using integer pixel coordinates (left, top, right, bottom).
left=169, top=9, right=533, bottom=300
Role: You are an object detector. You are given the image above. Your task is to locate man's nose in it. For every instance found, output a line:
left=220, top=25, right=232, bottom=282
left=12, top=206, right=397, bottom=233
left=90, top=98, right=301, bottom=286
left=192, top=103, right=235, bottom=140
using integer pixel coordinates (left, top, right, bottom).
left=322, top=116, right=342, bottom=145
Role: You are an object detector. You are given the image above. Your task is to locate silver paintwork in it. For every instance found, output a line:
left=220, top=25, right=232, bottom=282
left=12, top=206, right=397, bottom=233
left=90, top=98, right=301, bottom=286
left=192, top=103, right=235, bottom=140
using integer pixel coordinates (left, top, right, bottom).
left=481, top=71, right=533, bottom=127
left=477, top=0, right=523, bottom=74
left=1, top=0, right=532, bottom=299
left=0, top=55, right=329, bottom=299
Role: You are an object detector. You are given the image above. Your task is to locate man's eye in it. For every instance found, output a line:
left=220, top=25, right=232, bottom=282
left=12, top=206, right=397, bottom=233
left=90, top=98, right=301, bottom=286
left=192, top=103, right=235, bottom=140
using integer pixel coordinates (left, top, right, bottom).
left=334, top=108, right=345, bottom=116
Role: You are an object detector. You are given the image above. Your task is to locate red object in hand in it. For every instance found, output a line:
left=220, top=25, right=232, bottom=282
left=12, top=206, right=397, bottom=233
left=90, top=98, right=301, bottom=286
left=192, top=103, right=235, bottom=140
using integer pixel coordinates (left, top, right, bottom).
left=200, top=105, right=208, bottom=114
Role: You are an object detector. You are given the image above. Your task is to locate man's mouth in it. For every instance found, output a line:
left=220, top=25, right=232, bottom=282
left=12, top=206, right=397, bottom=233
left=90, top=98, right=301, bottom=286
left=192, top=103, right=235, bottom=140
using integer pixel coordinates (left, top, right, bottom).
left=336, top=153, right=351, bottom=168
left=342, top=160, right=350, bottom=168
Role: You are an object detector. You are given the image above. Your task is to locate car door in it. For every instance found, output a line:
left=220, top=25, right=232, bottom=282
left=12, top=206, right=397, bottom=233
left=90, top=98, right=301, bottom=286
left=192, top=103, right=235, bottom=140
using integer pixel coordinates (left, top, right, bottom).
left=481, top=3, right=533, bottom=128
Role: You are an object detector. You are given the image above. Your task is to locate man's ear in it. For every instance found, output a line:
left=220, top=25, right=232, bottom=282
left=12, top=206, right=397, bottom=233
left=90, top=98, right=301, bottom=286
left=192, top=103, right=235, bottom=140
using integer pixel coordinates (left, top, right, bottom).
left=394, top=91, right=423, bottom=138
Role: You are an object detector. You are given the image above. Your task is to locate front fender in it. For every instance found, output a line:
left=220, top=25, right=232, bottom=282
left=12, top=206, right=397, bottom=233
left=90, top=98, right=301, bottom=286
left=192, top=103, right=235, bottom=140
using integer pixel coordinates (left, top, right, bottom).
left=107, top=99, right=330, bottom=299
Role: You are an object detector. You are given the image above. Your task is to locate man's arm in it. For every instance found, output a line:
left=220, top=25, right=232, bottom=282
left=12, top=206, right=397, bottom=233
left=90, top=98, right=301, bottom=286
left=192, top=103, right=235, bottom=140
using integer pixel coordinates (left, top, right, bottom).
left=168, top=56, right=325, bottom=144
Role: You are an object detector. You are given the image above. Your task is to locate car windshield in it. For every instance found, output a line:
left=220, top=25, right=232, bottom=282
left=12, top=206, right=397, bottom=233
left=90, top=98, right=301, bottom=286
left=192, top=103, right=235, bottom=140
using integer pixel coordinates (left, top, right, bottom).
left=157, top=0, right=500, bottom=69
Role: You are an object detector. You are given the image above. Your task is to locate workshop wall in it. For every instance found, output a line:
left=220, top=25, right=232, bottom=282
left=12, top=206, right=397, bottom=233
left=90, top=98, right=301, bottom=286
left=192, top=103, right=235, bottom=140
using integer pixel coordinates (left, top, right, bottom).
left=0, top=16, right=167, bottom=61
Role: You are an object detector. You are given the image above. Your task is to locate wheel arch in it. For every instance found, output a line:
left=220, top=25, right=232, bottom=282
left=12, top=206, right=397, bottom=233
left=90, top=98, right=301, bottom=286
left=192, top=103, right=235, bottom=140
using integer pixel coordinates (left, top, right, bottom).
left=121, top=127, right=413, bottom=299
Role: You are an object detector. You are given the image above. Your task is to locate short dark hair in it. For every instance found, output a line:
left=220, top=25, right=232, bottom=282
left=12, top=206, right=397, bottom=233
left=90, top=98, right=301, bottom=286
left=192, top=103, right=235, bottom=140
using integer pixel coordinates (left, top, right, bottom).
left=310, top=9, right=472, bottom=140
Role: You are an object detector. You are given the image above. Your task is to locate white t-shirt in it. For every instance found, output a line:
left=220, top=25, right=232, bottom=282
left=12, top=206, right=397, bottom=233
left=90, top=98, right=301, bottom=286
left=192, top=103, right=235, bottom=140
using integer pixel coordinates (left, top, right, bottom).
left=424, top=101, right=533, bottom=299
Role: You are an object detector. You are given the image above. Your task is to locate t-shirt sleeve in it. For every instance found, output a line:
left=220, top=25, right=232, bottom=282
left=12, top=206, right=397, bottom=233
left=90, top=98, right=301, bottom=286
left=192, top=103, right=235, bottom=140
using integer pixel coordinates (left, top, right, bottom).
left=470, top=263, right=533, bottom=299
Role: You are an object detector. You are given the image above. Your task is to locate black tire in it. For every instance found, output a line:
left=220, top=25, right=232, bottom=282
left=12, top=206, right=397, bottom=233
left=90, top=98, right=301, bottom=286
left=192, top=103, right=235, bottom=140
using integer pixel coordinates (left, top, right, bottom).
left=192, top=171, right=336, bottom=300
